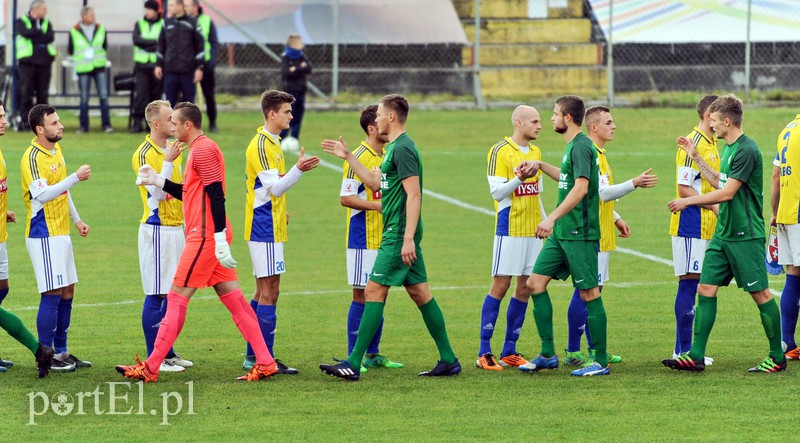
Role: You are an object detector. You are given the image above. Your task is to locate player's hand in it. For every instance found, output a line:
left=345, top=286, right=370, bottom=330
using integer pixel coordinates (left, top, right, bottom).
left=668, top=198, right=688, bottom=213
left=136, top=165, right=166, bottom=188
left=6, top=211, right=15, bottom=223
left=770, top=215, right=777, bottom=226
left=615, top=218, right=631, bottom=238
left=401, top=237, right=417, bottom=266
left=296, top=147, right=320, bottom=172
left=676, top=136, right=699, bottom=159
left=76, top=165, right=91, bottom=181
left=164, top=138, right=186, bottom=162
left=75, top=221, right=90, bottom=237
left=633, top=168, right=658, bottom=188
left=214, top=230, right=237, bottom=269
left=154, top=66, right=163, bottom=80
left=286, top=211, right=290, bottom=226
left=535, top=217, right=554, bottom=239
left=194, top=68, right=203, bottom=84
left=515, top=161, right=539, bottom=180
left=321, top=136, right=351, bottom=160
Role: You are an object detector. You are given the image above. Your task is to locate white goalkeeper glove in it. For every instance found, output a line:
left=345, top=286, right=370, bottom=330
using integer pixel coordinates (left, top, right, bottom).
left=136, top=165, right=165, bottom=188
left=214, top=230, right=237, bottom=269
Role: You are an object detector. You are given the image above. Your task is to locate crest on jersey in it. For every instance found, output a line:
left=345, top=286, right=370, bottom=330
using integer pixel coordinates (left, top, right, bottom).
left=50, top=164, right=57, bottom=174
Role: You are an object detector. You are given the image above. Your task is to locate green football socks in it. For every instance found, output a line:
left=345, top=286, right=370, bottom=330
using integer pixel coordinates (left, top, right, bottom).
left=347, top=302, right=385, bottom=369
left=689, top=295, right=717, bottom=362
left=532, top=291, right=555, bottom=358
left=0, top=307, right=39, bottom=354
left=585, top=297, right=608, bottom=367
left=757, top=298, right=784, bottom=362
left=419, top=298, right=457, bottom=364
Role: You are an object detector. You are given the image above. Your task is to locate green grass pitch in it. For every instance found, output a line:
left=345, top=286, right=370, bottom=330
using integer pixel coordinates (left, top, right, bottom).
left=0, top=105, right=795, bottom=440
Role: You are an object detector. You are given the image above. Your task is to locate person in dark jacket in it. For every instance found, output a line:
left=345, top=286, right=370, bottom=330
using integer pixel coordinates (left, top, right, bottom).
left=184, top=0, right=219, bottom=132
left=155, top=0, right=204, bottom=106
left=280, top=34, right=312, bottom=141
left=15, top=0, right=55, bottom=131
left=68, top=6, right=112, bottom=133
left=131, top=1, right=164, bottom=133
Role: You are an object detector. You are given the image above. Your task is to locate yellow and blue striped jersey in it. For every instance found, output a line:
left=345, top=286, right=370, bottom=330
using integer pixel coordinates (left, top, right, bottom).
left=21, top=138, right=70, bottom=238
left=596, top=145, right=616, bottom=252
left=244, top=127, right=288, bottom=243
left=341, top=142, right=383, bottom=249
left=669, top=127, right=719, bottom=239
left=0, top=149, right=8, bottom=243
left=132, top=135, right=184, bottom=227
left=487, top=136, right=542, bottom=237
left=776, top=114, right=800, bottom=224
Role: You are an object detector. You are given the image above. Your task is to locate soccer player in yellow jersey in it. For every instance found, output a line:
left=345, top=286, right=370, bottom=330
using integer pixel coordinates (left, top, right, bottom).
left=668, top=96, right=719, bottom=363
left=476, top=105, right=544, bottom=371
left=132, top=100, right=193, bottom=372
left=242, top=90, right=319, bottom=374
left=21, top=104, right=91, bottom=372
left=560, top=106, right=657, bottom=367
left=772, top=113, right=800, bottom=360
left=0, top=99, right=55, bottom=377
left=337, top=105, right=403, bottom=372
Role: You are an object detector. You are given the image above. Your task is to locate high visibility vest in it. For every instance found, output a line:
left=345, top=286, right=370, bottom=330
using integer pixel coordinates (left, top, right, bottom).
left=16, top=15, right=56, bottom=60
left=70, top=25, right=107, bottom=74
left=133, top=19, right=163, bottom=64
left=197, top=14, right=211, bottom=62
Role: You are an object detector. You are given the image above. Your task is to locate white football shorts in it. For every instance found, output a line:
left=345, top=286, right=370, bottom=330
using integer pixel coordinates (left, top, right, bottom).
left=777, top=223, right=800, bottom=266
left=26, top=235, right=77, bottom=293
left=248, top=241, right=285, bottom=278
left=671, top=236, right=709, bottom=276
left=597, top=251, right=610, bottom=285
left=346, top=248, right=378, bottom=288
left=0, top=242, right=8, bottom=280
left=491, top=236, right=543, bottom=277
left=138, top=224, right=184, bottom=295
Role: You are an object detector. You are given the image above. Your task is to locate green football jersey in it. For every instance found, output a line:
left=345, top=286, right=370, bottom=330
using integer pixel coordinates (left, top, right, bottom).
left=554, top=132, right=600, bottom=240
left=716, top=134, right=765, bottom=241
left=379, top=132, right=424, bottom=240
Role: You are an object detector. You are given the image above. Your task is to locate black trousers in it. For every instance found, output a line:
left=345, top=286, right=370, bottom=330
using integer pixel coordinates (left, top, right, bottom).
left=132, top=64, right=163, bottom=120
left=280, top=91, right=305, bottom=140
left=18, top=62, right=52, bottom=128
left=200, top=65, right=216, bottom=126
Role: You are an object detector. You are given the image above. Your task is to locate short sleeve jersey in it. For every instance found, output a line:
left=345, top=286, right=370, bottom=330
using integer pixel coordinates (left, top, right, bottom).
left=244, top=127, right=288, bottom=243
left=486, top=136, right=543, bottom=237
left=341, top=142, right=383, bottom=249
left=379, top=132, right=423, bottom=241
left=775, top=115, right=800, bottom=224
left=554, top=132, right=599, bottom=241
left=596, top=144, right=616, bottom=252
left=669, top=127, right=719, bottom=239
left=183, top=135, right=232, bottom=242
left=21, top=138, right=70, bottom=238
left=132, top=135, right=184, bottom=227
left=717, top=134, right=765, bottom=241
left=0, top=149, right=8, bottom=243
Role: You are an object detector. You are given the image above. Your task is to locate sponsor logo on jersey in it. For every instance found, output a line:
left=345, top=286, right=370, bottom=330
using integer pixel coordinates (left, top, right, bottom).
left=380, top=173, right=388, bottom=190
left=514, top=181, right=539, bottom=197
left=372, top=189, right=382, bottom=200
left=0, top=178, right=7, bottom=193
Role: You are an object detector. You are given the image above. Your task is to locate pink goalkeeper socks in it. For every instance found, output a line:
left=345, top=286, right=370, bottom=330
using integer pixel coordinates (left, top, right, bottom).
left=146, top=290, right=189, bottom=373
left=219, top=289, right=275, bottom=367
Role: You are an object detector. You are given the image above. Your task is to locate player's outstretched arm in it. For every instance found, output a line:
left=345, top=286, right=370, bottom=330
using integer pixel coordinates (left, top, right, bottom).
left=30, top=165, right=90, bottom=204
left=599, top=168, right=658, bottom=202
left=668, top=178, right=741, bottom=213
left=267, top=147, right=321, bottom=198
left=137, top=165, right=183, bottom=201
left=322, top=137, right=381, bottom=191
left=677, top=136, right=720, bottom=189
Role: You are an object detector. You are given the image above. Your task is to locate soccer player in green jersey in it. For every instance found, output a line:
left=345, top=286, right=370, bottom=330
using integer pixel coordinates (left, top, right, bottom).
left=664, top=94, right=785, bottom=373
left=319, top=94, right=459, bottom=381
left=518, top=95, right=611, bottom=377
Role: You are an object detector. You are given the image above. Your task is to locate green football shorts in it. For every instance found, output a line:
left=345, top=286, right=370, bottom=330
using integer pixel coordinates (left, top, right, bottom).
left=700, top=236, right=769, bottom=292
left=531, top=236, right=599, bottom=290
left=369, top=237, right=428, bottom=287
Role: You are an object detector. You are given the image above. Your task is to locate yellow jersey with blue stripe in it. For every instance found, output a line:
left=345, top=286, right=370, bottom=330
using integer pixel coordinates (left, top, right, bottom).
left=0, top=149, right=8, bottom=243
left=669, top=127, right=719, bottom=239
left=596, top=144, right=616, bottom=252
left=776, top=114, right=800, bottom=224
left=341, top=142, right=383, bottom=249
left=21, top=138, right=70, bottom=238
left=487, top=136, right=542, bottom=237
left=132, top=135, right=184, bottom=227
left=244, top=127, right=287, bottom=243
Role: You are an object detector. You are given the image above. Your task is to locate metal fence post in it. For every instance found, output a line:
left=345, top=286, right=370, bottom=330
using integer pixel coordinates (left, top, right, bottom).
left=473, top=0, right=484, bottom=109
left=607, top=0, right=614, bottom=107
left=745, top=0, right=752, bottom=98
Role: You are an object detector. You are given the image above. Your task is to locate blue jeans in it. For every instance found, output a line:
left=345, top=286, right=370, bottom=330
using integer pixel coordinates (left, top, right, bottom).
left=78, top=69, right=111, bottom=130
left=164, top=73, right=196, bottom=108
